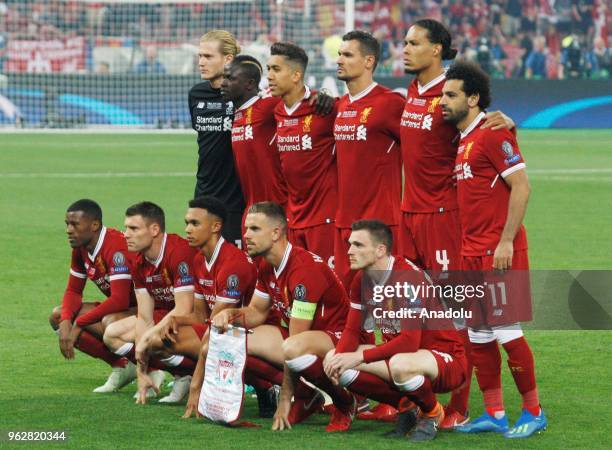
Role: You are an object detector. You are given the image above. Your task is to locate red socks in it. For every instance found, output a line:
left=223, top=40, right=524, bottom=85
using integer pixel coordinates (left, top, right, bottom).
left=503, top=337, right=539, bottom=415
left=448, top=329, right=473, bottom=416
left=345, top=370, right=404, bottom=408
left=76, top=331, right=126, bottom=368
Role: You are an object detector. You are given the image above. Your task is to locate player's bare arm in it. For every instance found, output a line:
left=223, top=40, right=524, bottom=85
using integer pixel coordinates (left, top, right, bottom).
left=211, top=294, right=270, bottom=332
left=182, top=327, right=210, bottom=419
left=272, top=315, right=313, bottom=431
left=494, top=169, right=531, bottom=270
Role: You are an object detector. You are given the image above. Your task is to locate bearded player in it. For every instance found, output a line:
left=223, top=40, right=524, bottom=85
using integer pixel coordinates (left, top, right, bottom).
left=440, top=61, right=546, bottom=438
left=206, top=202, right=363, bottom=432
left=399, top=19, right=516, bottom=428
left=49, top=199, right=136, bottom=392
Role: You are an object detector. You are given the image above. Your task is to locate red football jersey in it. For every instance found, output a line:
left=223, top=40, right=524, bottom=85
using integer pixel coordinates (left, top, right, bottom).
left=132, top=234, right=197, bottom=310
left=336, top=255, right=464, bottom=363
left=254, top=244, right=348, bottom=332
left=273, top=87, right=338, bottom=228
left=231, top=95, right=288, bottom=209
left=400, top=73, right=459, bottom=213
left=193, top=237, right=257, bottom=313
left=334, top=83, right=404, bottom=227
left=61, top=227, right=136, bottom=326
left=455, top=112, right=528, bottom=256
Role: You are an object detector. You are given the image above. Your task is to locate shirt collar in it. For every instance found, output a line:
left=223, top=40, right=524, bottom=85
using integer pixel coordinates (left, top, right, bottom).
left=417, top=70, right=447, bottom=96
left=205, top=236, right=225, bottom=272
left=283, top=86, right=311, bottom=115
left=237, top=95, right=260, bottom=111
left=88, top=226, right=107, bottom=260
left=146, top=233, right=167, bottom=268
left=274, top=242, right=293, bottom=278
left=460, top=111, right=487, bottom=140
left=348, top=82, right=378, bottom=103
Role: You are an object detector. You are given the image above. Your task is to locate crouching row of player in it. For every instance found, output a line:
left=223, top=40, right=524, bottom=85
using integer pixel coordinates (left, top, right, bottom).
left=49, top=196, right=468, bottom=441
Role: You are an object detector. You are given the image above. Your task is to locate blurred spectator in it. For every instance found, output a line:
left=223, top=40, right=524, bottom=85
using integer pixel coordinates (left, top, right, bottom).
left=525, top=36, right=548, bottom=79
left=134, top=46, right=166, bottom=74
left=585, top=36, right=611, bottom=79
left=560, top=35, right=585, bottom=78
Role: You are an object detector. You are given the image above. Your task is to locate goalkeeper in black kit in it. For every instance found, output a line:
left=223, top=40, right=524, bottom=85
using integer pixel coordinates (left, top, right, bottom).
left=189, top=30, right=244, bottom=247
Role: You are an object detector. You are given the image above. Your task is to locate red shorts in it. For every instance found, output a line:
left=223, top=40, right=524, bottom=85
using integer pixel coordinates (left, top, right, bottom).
left=461, top=249, right=532, bottom=327
left=430, top=349, right=467, bottom=393
left=334, top=225, right=399, bottom=290
left=153, top=308, right=170, bottom=324
left=192, top=322, right=209, bottom=340
left=399, top=210, right=461, bottom=271
left=288, top=223, right=335, bottom=268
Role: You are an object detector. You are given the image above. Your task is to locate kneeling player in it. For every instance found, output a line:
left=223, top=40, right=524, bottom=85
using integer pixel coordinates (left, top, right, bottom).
left=133, top=197, right=278, bottom=415
left=49, top=199, right=136, bottom=392
left=103, top=202, right=198, bottom=403
left=324, top=220, right=467, bottom=441
left=193, top=202, right=358, bottom=432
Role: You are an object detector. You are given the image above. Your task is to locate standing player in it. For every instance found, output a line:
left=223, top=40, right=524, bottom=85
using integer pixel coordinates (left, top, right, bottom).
left=440, top=61, right=546, bottom=438
left=399, top=19, right=515, bottom=427
left=208, top=202, right=359, bottom=432
left=189, top=30, right=244, bottom=246
left=333, top=31, right=404, bottom=295
left=269, top=42, right=338, bottom=266
left=49, top=199, right=136, bottom=392
left=102, top=202, right=198, bottom=404
left=324, top=220, right=467, bottom=441
left=221, top=55, right=288, bottom=227
left=333, top=29, right=406, bottom=420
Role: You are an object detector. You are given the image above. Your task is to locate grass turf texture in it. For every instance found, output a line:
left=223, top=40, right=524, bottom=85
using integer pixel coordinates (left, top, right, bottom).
left=0, top=130, right=610, bottom=449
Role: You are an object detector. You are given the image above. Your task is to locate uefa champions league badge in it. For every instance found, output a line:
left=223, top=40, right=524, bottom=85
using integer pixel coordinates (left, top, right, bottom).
left=502, top=140, right=521, bottom=165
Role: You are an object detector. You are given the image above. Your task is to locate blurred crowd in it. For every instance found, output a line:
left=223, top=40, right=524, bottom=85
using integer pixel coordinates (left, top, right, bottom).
left=0, top=0, right=609, bottom=79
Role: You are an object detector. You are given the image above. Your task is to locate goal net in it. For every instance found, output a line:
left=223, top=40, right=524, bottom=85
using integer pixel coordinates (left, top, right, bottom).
left=0, top=0, right=351, bottom=129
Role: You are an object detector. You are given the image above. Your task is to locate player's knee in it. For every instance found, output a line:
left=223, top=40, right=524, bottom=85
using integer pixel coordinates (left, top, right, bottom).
left=281, top=335, right=306, bottom=360
left=101, top=313, right=119, bottom=329
left=49, top=306, right=62, bottom=329
left=389, top=354, right=417, bottom=382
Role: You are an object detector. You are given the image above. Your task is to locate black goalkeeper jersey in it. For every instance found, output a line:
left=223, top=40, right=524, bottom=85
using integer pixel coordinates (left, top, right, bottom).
left=188, top=81, right=244, bottom=213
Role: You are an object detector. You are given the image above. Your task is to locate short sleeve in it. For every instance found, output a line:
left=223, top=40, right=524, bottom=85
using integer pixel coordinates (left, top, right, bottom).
left=287, top=264, right=328, bottom=321
left=484, top=130, right=526, bottom=179
left=216, top=258, right=256, bottom=304
left=108, top=250, right=132, bottom=281
left=170, top=246, right=196, bottom=293
left=386, top=92, right=406, bottom=141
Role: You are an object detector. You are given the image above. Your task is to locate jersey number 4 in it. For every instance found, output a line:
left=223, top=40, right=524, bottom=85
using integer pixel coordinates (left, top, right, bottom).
left=435, top=249, right=450, bottom=271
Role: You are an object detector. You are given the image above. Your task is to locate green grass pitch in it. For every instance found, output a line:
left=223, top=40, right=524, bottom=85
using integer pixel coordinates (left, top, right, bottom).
left=0, top=130, right=610, bottom=448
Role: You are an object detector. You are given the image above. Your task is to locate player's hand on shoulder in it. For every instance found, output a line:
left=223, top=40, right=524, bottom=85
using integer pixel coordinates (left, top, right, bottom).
left=482, top=111, right=515, bottom=131
left=310, top=89, right=335, bottom=116
left=271, top=397, right=292, bottom=431
left=58, top=320, right=75, bottom=359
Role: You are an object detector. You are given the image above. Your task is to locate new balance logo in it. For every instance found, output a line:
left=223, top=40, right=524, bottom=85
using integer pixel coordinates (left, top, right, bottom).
left=356, top=124, right=367, bottom=140
left=431, top=350, right=453, bottom=363
left=302, top=134, right=312, bottom=150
